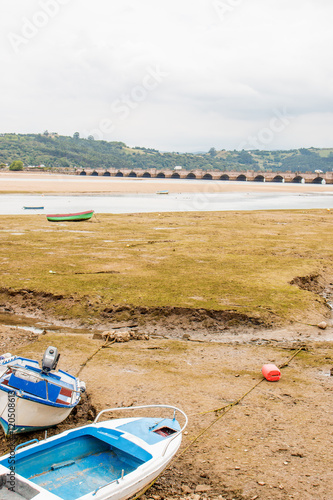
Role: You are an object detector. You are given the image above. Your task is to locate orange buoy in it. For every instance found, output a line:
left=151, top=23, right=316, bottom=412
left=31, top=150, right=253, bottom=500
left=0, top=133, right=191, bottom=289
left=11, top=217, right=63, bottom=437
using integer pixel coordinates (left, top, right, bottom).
left=262, top=364, right=281, bottom=381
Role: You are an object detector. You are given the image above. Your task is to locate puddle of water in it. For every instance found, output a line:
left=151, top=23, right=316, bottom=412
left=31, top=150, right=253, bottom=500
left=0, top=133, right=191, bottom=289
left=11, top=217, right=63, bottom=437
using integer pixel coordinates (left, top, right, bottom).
left=4, top=324, right=44, bottom=334
left=43, top=325, right=93, bottom=335
left=0, top=313, right=92, bottom=336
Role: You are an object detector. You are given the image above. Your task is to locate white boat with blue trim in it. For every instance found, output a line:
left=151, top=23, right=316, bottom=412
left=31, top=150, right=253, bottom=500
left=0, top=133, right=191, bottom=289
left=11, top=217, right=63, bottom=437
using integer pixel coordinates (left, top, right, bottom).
left=0, top=405, right=188, bottom=500
left=0, top=347, right=86, bottom=435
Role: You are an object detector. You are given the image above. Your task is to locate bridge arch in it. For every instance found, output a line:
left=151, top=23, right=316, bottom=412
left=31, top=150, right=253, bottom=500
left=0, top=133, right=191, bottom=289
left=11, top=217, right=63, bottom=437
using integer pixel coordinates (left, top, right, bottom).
left=115, top=171, right=123, bottom=177
left=128, top=171, right=137, bottom=177
left=186, top=172, right=196, bottom=179
left=103, top=171, right=111, bottom=176
left=219, top=174, right=229, bottom=180
left=292, top=176, right=304, bottom=184
left=171, top=172, right=180, bottom=178
left=237, top=174, right=247, bottom=181
left=156, top=172, right=165, bottom=178
left=141, top=172, right=151, bottom=178
left=254, top=175, right=265, bottom=182
left=91, top=170, right=98, bottom=176
left=272, top=175, right=284, bottom=183
left=312, top=176, right=325, bottom=184
left=79, top=170, right=86, bottom=176
left=202, top=173, right=212, bottom=180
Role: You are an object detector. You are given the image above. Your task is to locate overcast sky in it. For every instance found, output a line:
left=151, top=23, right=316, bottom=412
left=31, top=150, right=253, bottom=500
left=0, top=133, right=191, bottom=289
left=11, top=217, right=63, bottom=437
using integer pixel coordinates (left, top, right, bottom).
left=1, top=0, right=333, bottom=152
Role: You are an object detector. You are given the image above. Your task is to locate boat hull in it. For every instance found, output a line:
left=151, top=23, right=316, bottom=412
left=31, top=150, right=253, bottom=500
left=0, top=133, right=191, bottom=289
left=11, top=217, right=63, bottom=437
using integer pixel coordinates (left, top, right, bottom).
left=0, top=392, right=73, bottom=435
left=46, top=210, right=94, bottom=222
left=0, top=406, right=186, bottom=500
left=23, top=206, right=44, bottom=210
left=0, top=355, right=83, bottom=435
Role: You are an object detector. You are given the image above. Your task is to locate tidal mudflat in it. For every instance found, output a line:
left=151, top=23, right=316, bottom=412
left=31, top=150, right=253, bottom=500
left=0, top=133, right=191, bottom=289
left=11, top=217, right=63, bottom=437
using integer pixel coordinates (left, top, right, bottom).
left=0, top=182, right=332, bottom=499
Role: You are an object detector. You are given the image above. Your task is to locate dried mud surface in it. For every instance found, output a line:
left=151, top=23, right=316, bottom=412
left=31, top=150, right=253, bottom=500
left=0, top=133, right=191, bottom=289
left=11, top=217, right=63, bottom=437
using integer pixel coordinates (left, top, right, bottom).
left=0, top=310, right=332, bottom=500
left=0, top=276, right=332, bottom=500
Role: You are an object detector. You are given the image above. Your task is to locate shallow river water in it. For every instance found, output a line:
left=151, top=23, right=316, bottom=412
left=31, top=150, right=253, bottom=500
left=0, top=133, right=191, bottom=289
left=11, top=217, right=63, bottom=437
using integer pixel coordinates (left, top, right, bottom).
left=1, top=185, right=333, bottom=215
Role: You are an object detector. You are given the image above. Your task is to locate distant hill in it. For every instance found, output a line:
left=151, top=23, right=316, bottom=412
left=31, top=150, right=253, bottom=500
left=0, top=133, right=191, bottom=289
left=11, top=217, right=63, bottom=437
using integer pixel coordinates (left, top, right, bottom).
left=0, top=133, right=333, bottom=173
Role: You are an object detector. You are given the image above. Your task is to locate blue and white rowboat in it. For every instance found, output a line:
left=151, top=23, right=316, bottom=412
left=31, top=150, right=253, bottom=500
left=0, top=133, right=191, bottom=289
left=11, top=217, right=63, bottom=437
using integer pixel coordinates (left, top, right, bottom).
left=0, top=348, right=85, bottom=435
left=0, top=405, right=188, bottom=500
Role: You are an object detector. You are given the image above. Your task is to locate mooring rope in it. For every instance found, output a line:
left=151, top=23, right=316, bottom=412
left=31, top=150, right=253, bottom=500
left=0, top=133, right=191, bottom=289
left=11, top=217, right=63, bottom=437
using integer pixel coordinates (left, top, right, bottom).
left=279, top=346, right=305, bottom=369
left=193, top=345, right=305, bottom=417
left=76, top=337, right=115, bottom=377
left=130, top=346, right=305, bottom=500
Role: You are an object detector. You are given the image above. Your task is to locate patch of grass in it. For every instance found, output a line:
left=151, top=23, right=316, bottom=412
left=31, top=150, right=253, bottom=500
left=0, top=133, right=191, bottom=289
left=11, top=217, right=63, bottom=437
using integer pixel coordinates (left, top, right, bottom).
left=1, top=210, right=332, bottom=324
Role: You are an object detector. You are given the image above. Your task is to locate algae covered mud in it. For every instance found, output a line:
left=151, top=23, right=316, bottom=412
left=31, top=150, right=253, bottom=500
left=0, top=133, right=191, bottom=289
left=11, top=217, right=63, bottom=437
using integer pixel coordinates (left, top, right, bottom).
left=0, top=210, right=332, bottom=330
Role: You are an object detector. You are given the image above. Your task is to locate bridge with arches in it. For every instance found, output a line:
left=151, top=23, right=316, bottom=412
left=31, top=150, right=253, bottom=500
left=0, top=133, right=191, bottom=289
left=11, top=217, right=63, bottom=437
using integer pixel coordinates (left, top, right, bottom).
left=77, top=168, right=333, bottom=184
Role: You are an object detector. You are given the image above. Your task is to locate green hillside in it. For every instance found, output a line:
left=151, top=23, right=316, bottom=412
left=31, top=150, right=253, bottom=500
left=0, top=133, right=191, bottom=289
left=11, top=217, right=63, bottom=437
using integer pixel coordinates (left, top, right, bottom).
left=1, top=132, right=333, bottom=173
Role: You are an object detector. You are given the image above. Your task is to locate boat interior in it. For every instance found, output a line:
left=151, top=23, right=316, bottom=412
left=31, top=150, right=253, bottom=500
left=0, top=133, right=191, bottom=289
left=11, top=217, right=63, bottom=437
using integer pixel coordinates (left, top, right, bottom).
left=0, top=366, right=75, bottom=405
left=0, top=427, right=153, bottom=500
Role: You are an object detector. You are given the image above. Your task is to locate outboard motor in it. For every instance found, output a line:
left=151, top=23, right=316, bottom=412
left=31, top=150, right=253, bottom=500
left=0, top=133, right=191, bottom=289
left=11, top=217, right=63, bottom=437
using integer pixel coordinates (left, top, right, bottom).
left=42, top=346, right=60, bottom=373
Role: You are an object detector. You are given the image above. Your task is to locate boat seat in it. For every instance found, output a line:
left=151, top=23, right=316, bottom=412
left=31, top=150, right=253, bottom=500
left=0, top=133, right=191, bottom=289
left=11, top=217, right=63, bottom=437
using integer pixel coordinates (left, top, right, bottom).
left=8, top=374, right=47, bottom=399
left=7, top=374, right=62, bottom=402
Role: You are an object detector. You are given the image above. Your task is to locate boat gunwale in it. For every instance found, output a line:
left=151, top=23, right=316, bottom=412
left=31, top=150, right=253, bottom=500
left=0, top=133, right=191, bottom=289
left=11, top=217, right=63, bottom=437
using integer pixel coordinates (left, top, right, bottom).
left=10, top=425, right=152, bottom=461
left=0, top=413, right=184, bottom=460
left=94, top=404, right=187, bottom=456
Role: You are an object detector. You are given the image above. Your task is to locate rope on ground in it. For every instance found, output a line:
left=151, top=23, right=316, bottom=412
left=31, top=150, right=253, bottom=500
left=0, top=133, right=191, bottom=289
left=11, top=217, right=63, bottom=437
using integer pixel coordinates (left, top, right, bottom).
left=279, top=346, right=304, bottom=369
left=76, top=337, right=115, bottom=377
left=196, top=377, right=265, bottom=417
left=193, top=345, right=305, bottom=417
left=130, top=346, right=304, bottom=500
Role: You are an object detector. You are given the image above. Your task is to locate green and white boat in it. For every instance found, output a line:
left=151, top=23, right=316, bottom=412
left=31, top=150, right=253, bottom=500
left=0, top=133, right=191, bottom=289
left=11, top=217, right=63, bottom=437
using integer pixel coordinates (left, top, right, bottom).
left=46, top=210, right=94, bottom=222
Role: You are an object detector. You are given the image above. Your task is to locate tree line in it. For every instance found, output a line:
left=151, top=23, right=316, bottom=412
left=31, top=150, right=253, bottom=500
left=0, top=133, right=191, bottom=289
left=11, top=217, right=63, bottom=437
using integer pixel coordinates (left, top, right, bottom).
left=1, top=133, right=333, bottom=173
